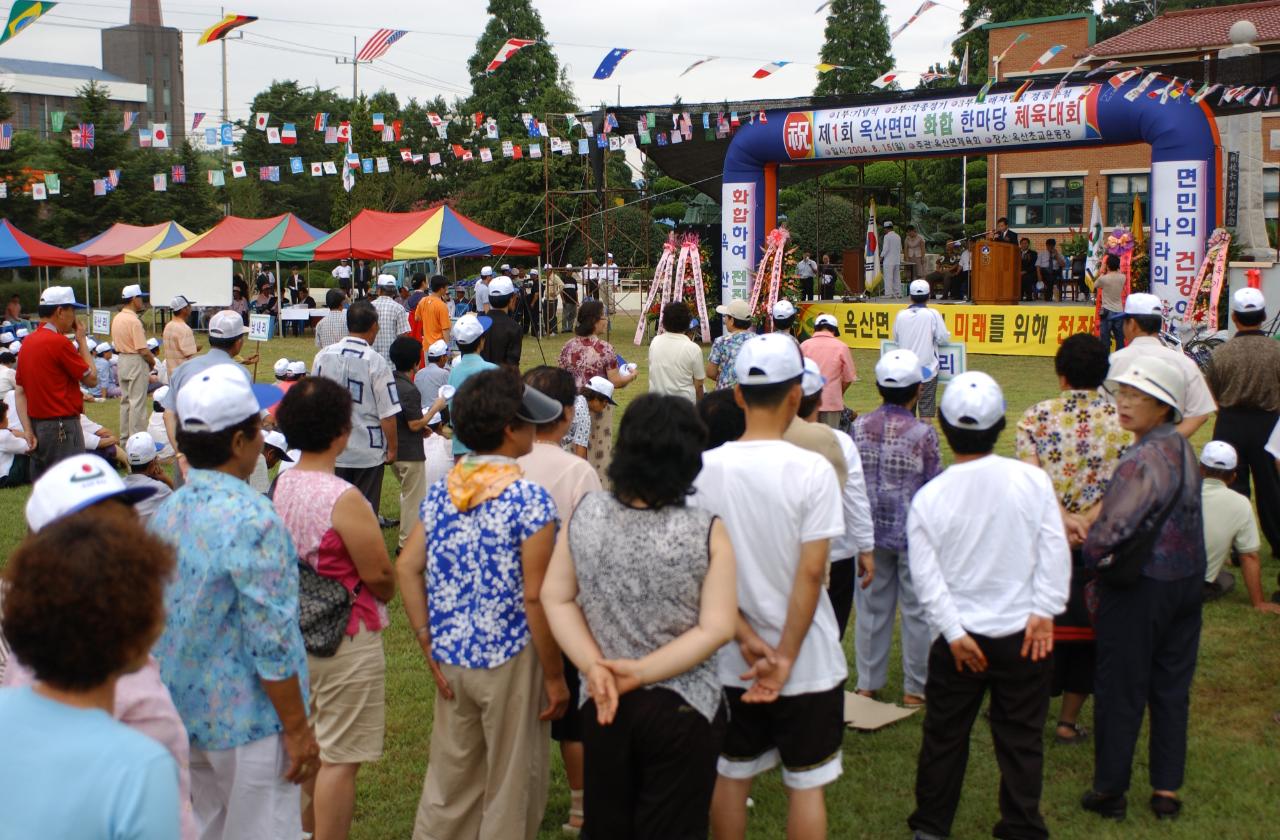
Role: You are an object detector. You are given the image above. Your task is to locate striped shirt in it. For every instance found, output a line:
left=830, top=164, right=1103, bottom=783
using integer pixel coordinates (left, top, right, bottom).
left=312, top=337, right=401, bottom=469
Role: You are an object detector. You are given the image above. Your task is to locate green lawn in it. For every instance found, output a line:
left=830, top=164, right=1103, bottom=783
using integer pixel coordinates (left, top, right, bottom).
left=4, top=315, right=1280, bottom=838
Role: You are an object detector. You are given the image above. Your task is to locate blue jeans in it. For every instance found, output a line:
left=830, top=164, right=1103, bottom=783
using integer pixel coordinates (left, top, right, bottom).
left=1099, top=311, right=1125, bottom=352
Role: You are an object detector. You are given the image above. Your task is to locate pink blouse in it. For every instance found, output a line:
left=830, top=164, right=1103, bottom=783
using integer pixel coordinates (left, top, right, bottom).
left=272, top=469, right=388, bottom=635
left=559, top=336, right=617, bottom=388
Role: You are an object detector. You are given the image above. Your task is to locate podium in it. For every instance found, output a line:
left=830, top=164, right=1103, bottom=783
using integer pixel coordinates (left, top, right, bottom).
left=970, top=240, right=1019, bottom=305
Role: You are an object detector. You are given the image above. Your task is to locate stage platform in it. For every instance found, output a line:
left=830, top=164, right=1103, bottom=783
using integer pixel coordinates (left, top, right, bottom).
left=799, top=300, right=1096, bottom=357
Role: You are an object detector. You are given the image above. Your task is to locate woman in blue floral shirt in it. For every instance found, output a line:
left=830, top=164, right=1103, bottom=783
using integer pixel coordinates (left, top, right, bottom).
left=398, top=367, right=567, bottom=840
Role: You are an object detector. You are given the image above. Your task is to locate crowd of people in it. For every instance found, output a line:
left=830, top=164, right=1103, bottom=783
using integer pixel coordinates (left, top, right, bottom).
left=0, top=267, right=1277, bottom=840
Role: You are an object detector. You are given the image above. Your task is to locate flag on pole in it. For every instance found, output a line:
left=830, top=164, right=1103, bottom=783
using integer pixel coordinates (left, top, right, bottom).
left=865, top=199, right=882, bottom=293
left=342, top=157, right=355, bottom=193
left=593, top=48, right=632, bottom=79
left=871, top=70, right=900, bottom=89
left=485, top=37, right=536, bottom=72
left=357, top=28, right=407, bottom=61
left=1027, top=45, right=1066, bottom=73
left=890, top=1, right=938, bottom=40
left=680, top=57, right=717, bottom=77
left=151, top=123, right=170, bottom=148
left=958, top=45, right=970, bottom=86
left=192, top=112, right=205, bottom=131
left=1084, top=195, right=1104, bottom=291
left=0, top=1, right=55, bottom=46
left=198, top=13, right=256, bottom=45
left=753, top=60, right=790, bottom=79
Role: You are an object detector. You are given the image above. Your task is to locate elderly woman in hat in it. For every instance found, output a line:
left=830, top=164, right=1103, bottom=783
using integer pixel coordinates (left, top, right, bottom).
left=1079, top=356, right=1205, bottom=822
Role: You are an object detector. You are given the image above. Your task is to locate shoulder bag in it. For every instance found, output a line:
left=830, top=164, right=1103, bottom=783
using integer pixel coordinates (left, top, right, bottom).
left=1094, top=445, right=1185, bottom=588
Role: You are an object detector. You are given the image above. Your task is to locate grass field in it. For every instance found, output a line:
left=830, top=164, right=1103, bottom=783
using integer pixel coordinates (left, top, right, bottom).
left=4, top=314, right=1280, bottom=839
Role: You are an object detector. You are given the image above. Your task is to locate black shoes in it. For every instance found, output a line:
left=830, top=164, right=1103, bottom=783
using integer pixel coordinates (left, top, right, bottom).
left=377, top=515, right=399, bottom=529
left=1081, top=790, right=1127, bottom=821
left=1150, top=795, right=1181, bottom=820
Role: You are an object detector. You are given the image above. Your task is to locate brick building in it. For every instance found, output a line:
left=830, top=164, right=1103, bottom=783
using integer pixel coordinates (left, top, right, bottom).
left=984, top=3, right=1280, bottom=253
left=0, top=59, right=148, bottom=140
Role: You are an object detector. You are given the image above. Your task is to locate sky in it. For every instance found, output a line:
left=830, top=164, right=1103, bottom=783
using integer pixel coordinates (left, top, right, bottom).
left=1, top=0, right=982, bottom=121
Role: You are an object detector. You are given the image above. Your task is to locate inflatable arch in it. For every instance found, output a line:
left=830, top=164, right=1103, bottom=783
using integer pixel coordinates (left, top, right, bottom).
left=720, top=80, right=1221, bottom=320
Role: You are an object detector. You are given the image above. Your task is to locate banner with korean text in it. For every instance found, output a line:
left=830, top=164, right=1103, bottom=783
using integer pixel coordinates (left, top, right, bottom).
left=801, top=302, right=1097, bottom=358
left=721, top=181, right=755, bottom=301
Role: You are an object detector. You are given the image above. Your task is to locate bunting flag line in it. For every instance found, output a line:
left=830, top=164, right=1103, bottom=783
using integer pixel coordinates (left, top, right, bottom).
left=281, top=123, right=297, bottom=144
left=920, top=71, right=950, bottom=85
left=994, top=32, right=1029, bottom=66
left=593, top=48, right=632, bottom=80
left=974, top=77, right=995, bottom=104
left=152, top=123, right=169, bottom=148
left=314, top=112, right=328, bottom=131
left=153, top=173, right=166, bottom=192
left=680, top=57, right=716, bottom=77
left=122, top=111, right=138, bottom=133
left=815, top=1, right=830, bottom=12
left=357, top=28, right=407, bottom=62
left=0, top=124, right=12, bottom=151
left=192, top=112, right=205, bottom=131
left=871, top=70, right=900, bottom=89
left=1124, top=72, right=1160, bottom=101
left=1192, top=83, right=1221, bottom=103
left=44, top=173, right=59, bottom=195
left=890, top=1, right=938, bottom=40
left=231, top=161, right=246, bottom=178
left=815, top=63, right=839, bottom=73
left=220, top=123, right=233, bottom=145
left=266, top=127, right=281, bottom=144
left=310, top=162, right=323, bottom=176
left=208, top=170, right=225, bottom=187
left=31, top=183, right=46, bottom=200
left=753, top=60, right=790, bottom=79
left=1049, top=54, right=1092, bottom=101
left=1010, top=80, right=1033, bottom=102
left=372, top=113, right=385, bottom=131
left=137, top=128, right=152, bottom=148
left=254, top=112, right=269, bottom=130
left=1086, top=60, right=1122, bottom=79
left=0, top=1, right=56, bottom=46
left=172, top=165, right=186, bottom=183
left=958, top=45, right=970, bottom=86
left=951, top=16, right=990, bottom=45
left=49, top=111, right=64, bottom=133
left=1108, top=68, right=1142, bottom=89
left=485, top=37, right=536, bottom=72
left=1027, top=44, right=1065, bottom=73
left=198, top=13, right=256, bottom=45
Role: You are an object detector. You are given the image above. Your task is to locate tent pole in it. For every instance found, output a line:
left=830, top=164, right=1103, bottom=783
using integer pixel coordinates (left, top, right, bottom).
left=96, top=266, right=102, bottom=308
left=275, top=259, right=282, bottom=335
left=84, top=266, right=89, bottom=309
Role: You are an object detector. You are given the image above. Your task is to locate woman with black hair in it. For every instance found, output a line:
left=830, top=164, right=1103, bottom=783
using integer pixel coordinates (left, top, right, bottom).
left=558, top=300, right=639, bottom=485
left=542, top=394, right=737, bottom=839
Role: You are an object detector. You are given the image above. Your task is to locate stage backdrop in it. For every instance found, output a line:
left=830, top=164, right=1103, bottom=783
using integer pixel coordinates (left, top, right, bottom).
left=800, top=303, right=1096, bottom=357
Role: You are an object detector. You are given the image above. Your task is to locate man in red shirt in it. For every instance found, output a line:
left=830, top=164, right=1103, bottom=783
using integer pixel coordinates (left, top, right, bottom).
left=14, top=287, right=98, bottom=478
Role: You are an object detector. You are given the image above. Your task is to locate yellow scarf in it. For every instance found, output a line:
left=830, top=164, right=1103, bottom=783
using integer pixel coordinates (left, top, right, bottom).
left=447, top=458, right=523, bottom=512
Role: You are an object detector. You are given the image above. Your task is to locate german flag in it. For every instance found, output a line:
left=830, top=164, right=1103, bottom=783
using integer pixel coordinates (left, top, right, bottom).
left=198, top=13, right=257, bottom=46
left=0, top=1, right=56, bottom=47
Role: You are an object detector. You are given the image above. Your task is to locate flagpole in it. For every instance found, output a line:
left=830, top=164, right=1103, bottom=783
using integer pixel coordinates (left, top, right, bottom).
left=961, top=155, right=968, bottom=227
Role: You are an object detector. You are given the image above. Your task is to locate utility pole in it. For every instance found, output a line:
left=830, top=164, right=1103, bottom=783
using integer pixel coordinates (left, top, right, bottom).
left=220, top=6, right=228, bottom=127
left=336, top=36, right=369, bottom=100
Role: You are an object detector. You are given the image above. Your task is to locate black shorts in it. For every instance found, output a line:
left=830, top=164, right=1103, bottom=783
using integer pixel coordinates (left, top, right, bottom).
left=551, top=655, right=582, bottom=743
left=718, top=685, right=844, bottom=789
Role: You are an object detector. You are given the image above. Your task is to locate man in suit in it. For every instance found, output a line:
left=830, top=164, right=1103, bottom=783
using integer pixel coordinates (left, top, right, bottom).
left=354, top=260, right=373, bottom=299
left=992, top=217, right=1018, bottom=245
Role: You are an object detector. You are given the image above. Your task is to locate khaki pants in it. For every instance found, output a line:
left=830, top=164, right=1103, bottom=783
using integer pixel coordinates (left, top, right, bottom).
left=117, top=353, right=150, bottom=436
left=412, top=645, right=549, bottom=840
left=392, top=460, right=427, bottom=550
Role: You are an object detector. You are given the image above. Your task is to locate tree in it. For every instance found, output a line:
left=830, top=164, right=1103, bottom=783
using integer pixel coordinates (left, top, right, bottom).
left=1097, top=0, right=1243, bottom=41
left=786, top=196, right=864, bottom=257
left=952, top=1, right=1092, bottom=84
left=814, top=0, right=893, bottom=96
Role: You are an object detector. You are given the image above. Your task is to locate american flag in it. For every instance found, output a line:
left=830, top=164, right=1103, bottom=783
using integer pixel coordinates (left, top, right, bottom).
left=357, top=29, right=407, bottom=62
left=0, top=124, right=11, bottom=151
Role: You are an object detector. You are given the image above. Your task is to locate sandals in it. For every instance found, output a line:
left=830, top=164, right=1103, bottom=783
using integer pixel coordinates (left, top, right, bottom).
left=1055, top=720, right=1090, bottom=745
left=561, top=808, right=583, bottom=835
left=902, top=694, right=926, bottom=708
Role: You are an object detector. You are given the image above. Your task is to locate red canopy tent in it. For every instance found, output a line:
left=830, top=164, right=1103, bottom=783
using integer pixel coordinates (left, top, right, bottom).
left=0, top=219, right=87, bottom=268
left=277, top=206, right=540, bottom=262
left=154, top=213, right=328, bottom=260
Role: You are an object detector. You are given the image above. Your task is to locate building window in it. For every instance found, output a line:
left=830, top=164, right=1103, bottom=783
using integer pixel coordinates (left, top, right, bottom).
left=1108, top=174, right=1150, bottom=226
left=1265, top=168, right=1279, bottom=225
left=1007, top=176, right=1084, bottom=227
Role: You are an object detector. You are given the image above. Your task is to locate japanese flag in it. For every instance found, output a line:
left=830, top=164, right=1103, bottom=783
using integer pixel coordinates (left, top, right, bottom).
left=266, top=127, right=281, bottom=144
left=152, top=123, right=170, bottom=148
left=231, top=160, right=247, bottom=178
left=254, top=112, right=269, bottom=130
left=310, top=162, right=323, bottom=176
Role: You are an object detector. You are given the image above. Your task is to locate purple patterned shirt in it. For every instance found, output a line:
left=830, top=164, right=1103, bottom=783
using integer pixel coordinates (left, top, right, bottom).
left=853, top=404, right=942, bottom=551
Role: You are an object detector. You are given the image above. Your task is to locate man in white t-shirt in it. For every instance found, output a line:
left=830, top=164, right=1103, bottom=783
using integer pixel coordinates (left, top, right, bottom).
left=473, top=266, right=493, bottom=314
left=648, top=302, right=705, bottom=402
left=893, top=279, right=951, bottom=419
left=691, top=333, right=845, bottom=838
left=907, top=371, right=1069, bottom=840
left=1199, top=441, right=1278, bottom=612
left=880, top=221, right=903, bottom=298
left=1108, top=292, right=1216, bottom=437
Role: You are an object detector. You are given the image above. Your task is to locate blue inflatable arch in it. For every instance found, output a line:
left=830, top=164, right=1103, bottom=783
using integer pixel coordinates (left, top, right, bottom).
left=720, top=79, right=1221, bottom=318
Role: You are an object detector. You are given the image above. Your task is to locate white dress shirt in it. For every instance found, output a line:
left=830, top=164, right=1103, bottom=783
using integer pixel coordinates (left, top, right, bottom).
left=831, top=429, right=875, bottom=559
left=893, top=305, right=950, bottom=382
left=908, top=454, right=1070, bottom=643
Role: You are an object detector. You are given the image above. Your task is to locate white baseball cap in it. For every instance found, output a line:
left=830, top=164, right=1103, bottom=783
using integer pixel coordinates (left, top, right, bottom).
left=716, top=299, right=753, bottom=321
left=146, top=337, right=160, bottom=352
left=273, top=358, right=291, bottom=377
left=734, top=332, right=805, bottom=386
left=909, top=279, right=931, bottom=297
left=170, top=295, right=195, bottom=311
left=84, top=337, right=98, bottom=352
left=95, top=342, right=113, bottom=355
left=1232, top=287, right=1265, bottom=313
left=883, top=220, right=894, bottom=228
left=801, top=357, right=826, bottom=397
left=208, top=309, right=249, bottom=339
left=940, top=371, right=1006, bottom=430
left=426, top=339, right=449, bottom=358
left=124, top=431, right=164, bottom=466
left=480, top=265, right=494, bottom=276
left=263, top=430, right=294, bottom=461
left=488, top=277, right=516, bottom=297
left=529, top=268, right=539, bottom=277
left=1123, top=293, right=1163, bottom=317
left=25, top=454, right=156, bottom=532
left=500, top=264, right=511, bottom=272
left=584, top=375, right=617, bottom=405
left=0, top=331, right=12, bottom=344
left=453, top=313, right=492, bottom=345
left=772, top=299, right=797, bottom=320
left=14, top=327, right=29, bottom=338
left=287, top=360, right=307, bottom=377
left=875, top=348, right=928, bottom=387
left=121, top=284, right=147, bottom=301
left=153, top=385, right=169, bottom=404
left=814, top=313, right=840, bottom=334
left=8, top=340, right=19, bottom=354
left=1106, top=355, right=1185, bottom=424
left=176, top=364, right=273, bottom=432
left=376, top=274, right=398, bottom=289
left=1200, top=440, right=1238, bottom=471
left=38, top=286, right=86, bottom=309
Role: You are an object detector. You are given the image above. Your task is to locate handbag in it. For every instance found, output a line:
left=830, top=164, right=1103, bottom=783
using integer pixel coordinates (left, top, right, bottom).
left=266, top=478, right=353, bottom=657
left=1094, top=446, right=1185, bottom=588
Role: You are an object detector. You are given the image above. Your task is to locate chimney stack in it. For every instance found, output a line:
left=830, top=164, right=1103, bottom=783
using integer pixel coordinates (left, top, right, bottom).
left=130, top=0, right=163, bottom=27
